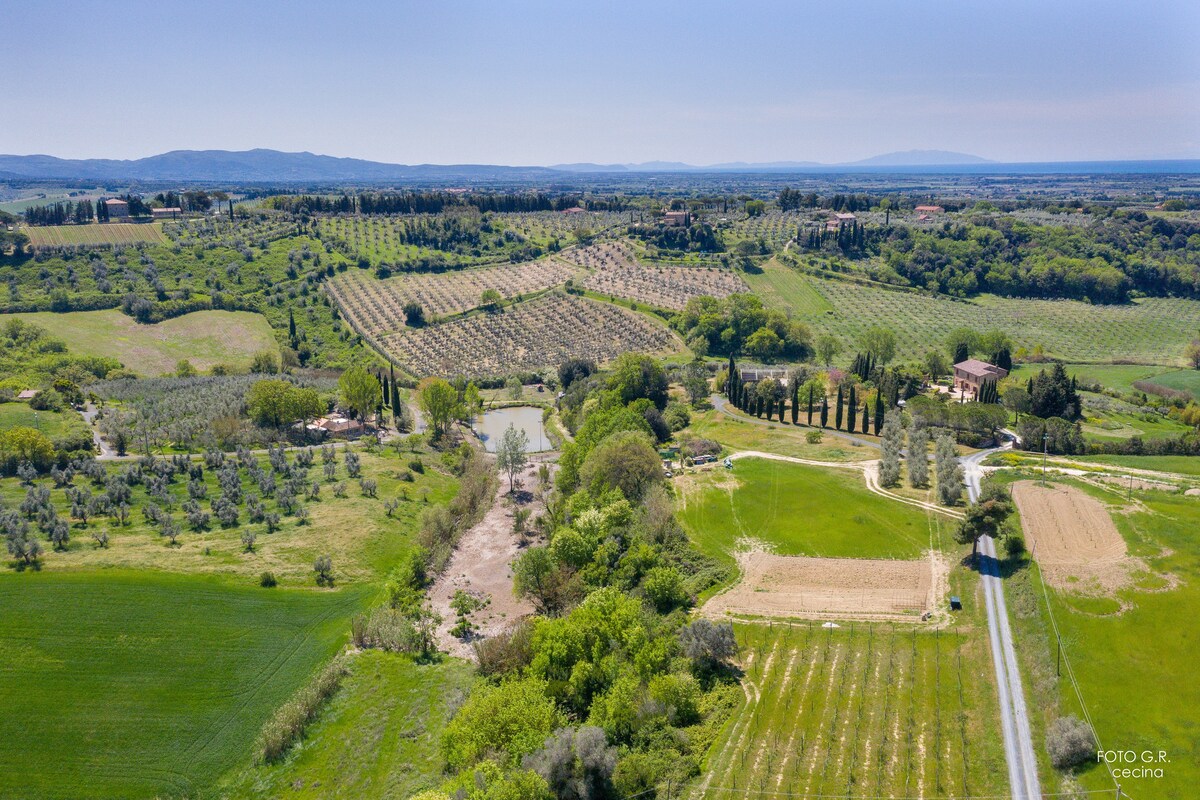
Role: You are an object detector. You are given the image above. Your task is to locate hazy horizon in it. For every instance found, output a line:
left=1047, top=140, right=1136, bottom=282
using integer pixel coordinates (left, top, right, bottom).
left=5, top=1, right=1199, bottom=166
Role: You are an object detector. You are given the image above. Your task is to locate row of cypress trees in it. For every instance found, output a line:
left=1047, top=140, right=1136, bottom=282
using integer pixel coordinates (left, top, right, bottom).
left=724, top=354, right=896, bottom=435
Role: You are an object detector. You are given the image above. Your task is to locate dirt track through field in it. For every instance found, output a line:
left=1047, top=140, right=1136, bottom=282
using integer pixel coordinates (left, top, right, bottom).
left=428, top=462, right=550, bottom=658
left=1011, top=480, right=1133, bottom=593
left=702, top=551, right=945, bottom=621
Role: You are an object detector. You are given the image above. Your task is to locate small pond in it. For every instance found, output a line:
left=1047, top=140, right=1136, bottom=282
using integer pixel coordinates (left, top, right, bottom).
left=476, top=406, right=552, bottom=453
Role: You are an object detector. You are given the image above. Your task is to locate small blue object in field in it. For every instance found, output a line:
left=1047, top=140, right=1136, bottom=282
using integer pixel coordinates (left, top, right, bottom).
left=950, top=596, right=963, bottom=610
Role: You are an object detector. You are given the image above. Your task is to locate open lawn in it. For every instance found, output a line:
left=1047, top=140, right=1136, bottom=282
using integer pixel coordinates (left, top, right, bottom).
left=0, top=401, right=89, bottom=443
left=220, top=651, right=472, bottom=799
left=5, top=309, right=278, bottom=375
left=686, top=408, right=877, bottom=463
left=695, top=620, right=1007, bottom=800
left=0, top=571, right=366, bottom=800
left=1004, top=478, right=1200, bottom=799
left=24, top=222, right=167, bottom=247
left=676, top=457, right=933, bottom=567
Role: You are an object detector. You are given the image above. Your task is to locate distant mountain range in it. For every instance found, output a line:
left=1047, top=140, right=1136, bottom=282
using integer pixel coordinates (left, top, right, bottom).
left=552, top=150, right=991, bottom=172
left=0, top=148, right=1195, bottom=183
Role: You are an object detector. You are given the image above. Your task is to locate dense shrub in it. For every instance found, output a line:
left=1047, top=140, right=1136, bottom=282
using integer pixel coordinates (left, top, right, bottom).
left=255, top=655, right=349, bottom=763
left=1046, top=715, right=1096, bottom=769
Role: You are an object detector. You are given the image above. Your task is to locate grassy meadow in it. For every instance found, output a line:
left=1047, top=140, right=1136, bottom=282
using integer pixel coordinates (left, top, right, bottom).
left=5, top=309, right=278, bottom=375
left=686, top=407, right=878, bottom=463
left=0, top=571, right=367, bottom=800
left=219, top=651, right=473, bottom=799
left=676, top=456, right=933, bottom=566
left=0, top=400, right=89, bottom=440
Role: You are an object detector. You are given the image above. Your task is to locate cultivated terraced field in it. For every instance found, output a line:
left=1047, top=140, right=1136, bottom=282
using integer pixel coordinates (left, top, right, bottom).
left=24, top=222, right=167, bottom=248
left=327, top=259, right=581, bottom=335
left=379, top=292, right=683, bottom=378
left=750, top=261, right=1200, bottom=364
left=564, top=240, right=749, bottom=310
left=696, top=622, right=1006, bottom=800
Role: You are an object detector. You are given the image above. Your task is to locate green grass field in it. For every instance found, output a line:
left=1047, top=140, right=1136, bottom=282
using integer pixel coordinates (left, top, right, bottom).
left=0, top=401, right=89, bottom=441
left=697, top=620, right=1008, bottom=800
left=0, top=571, right=367, bottom=799
left=741, top=257, right=834, bottom=316
left=1007, top=362, right=1174, bottom=394
left=5, top=309, right=278, bottom=375
left=219, top=651, right=473, bottom=798
left=686, top=407, right=878, bottom=463
left=1004, top=480, right=1200, bottom=799
left=24, top=222, right=167, bottom=247
left=1066, top=454, right=1200, bottom=476
left=1144, top=368, right=1200, bottom=398
left=677, top=457, right=933, bottom=566
left=751, top=261, right=1200, bottom=365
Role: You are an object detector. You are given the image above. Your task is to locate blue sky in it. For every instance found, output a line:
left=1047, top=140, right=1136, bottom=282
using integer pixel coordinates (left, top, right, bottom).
left=5, top=0, right=1198, bottom=164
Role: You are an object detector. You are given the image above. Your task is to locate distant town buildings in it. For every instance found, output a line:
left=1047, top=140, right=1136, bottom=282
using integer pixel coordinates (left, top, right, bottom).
left=151, top=207, right=183, bottom=220
left=914, top=205, right=944, bottom=214
left=662, top=209, right=691, bottom=227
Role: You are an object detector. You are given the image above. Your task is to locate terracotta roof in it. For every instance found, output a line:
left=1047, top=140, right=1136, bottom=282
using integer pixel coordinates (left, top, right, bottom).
left=105, top=199, right=128, bottom=206
left=954, top=359, right=1006, bottom=378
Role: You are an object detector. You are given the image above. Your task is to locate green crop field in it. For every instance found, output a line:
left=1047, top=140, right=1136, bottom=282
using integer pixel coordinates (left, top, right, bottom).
left=24, top=222, right=168, bottom=247
left=741, top=257, right=834, bottom=316
left=0, top=571, right=367, bottom=799
left=219, top=651, right=473, bottom=799
left=754, top=262, right=1200, bottom=366
left=5, top=309, right=278, bottom=375
left=1144, top=368, right=1200, bottom=398
left=677, top=457, right=933, bottom=566
left=696, top=620, right=1008, bottom=800
left=1004, top=479, right=1200, bottom=799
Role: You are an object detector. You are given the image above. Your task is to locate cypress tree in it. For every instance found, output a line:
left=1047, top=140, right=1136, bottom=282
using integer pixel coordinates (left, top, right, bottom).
left=778, top=393, right=786, bottom=423
left=861, top=402, right=870, bottom=434
left=835, top=386, right=844, bottom=430
left=288, top=308, right=297, bottom=343
left=807, top=386, right=815, bottom=426
left=847, top=385, right=857, bottom=431
left=727, top=354, right=737, bottom=397
left=820, top=396, right=829, bottom=428
left=391, top=377, right=401, bottom=414
left=874, top=390, right=884, bottom=434
left=791, top=380, right=799, bottom=424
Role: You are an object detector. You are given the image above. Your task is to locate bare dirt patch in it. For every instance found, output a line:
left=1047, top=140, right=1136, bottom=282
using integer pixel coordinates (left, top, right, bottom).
left=1011, top=480, right=1139, bottom=594
left=428, top=461, right=552, bottom=659
left=702, top=551, right=944, bottom=622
